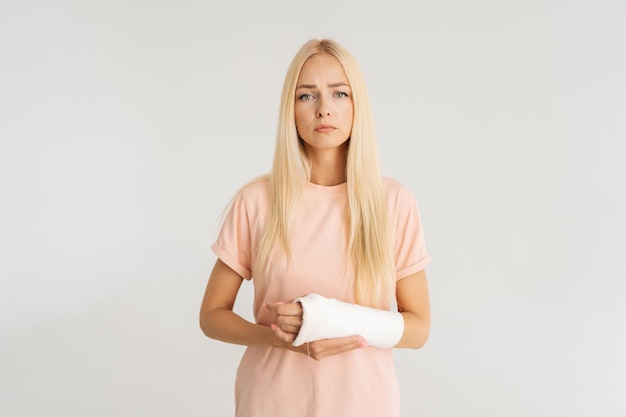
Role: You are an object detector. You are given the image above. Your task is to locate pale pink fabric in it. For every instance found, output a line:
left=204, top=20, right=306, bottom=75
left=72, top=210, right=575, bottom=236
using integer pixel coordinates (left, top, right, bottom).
left=212, top=177, right=431, bottom=417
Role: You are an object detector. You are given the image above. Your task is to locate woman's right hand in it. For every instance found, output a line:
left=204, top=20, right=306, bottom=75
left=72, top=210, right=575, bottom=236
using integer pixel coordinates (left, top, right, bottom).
left=265, top=301, right=367, bottom=360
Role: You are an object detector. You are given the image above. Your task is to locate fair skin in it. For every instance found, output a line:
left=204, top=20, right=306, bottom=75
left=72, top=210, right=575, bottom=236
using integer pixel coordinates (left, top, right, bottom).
left=294, top=53, right=353, bottom=186
left=199, top=53, right=431, bottom=360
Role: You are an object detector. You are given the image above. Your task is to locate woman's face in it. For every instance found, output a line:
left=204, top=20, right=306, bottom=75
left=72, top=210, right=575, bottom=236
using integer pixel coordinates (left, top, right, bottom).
left=294, top=53, right=354, bottom=153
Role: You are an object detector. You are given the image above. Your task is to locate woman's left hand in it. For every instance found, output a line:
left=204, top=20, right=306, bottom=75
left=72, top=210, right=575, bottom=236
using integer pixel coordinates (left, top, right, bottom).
left=265, top=301, right=303, bottom=344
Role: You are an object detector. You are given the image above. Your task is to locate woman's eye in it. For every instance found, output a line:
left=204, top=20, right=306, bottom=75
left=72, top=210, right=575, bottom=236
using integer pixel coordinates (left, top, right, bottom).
left=334, top=91, right=348, bottom=98
left=299, top=93, right=314, bottom=101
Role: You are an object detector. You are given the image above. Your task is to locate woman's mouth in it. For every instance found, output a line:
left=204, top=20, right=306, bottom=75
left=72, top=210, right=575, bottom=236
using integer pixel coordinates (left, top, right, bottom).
left=314, top=124, right=336, bottom=133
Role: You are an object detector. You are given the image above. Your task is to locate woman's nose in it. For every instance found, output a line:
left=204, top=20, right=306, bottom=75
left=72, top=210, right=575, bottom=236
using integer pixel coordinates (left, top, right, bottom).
left=316, top=97, right=330, bottom=117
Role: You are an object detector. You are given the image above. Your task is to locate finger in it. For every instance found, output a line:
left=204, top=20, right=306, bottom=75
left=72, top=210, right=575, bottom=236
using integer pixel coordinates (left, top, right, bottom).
left=271, top=324, right=296, bottom=344
left=307, top=336, right=367, bottom=360
left=277, top=323, right=300, bottom=334
left=311, top=343, right=362, bottom=360
left=274, top=302, right=303, bottom=316
left=266, top=302, right=302, bottom=316
left=263, top=301, right=282, bottom=315
left=326, top=335, right=368, bottom=352
left=316, top=335, right=366, bottom=348
left=276, top=314, right=302, bottom=328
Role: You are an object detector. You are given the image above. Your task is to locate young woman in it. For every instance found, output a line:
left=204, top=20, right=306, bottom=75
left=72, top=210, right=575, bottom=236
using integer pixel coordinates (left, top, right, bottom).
left=200, top=38, right=431, bottom=417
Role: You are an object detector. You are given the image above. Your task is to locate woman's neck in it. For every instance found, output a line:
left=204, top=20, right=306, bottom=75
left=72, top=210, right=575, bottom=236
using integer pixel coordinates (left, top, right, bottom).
left=307, top=148, right=347, bottom=186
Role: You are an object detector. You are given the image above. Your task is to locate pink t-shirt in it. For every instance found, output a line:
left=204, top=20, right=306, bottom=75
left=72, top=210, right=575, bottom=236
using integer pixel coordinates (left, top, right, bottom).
left=212, top=177, right=430, bottom=417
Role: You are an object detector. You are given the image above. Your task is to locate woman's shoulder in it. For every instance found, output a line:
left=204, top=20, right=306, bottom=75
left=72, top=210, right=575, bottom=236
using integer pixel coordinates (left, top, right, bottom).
left=382, top=176, right=426, bottom=217
left=238, top=174, right=270, bottom=199
left=235, top=175, right=270, bottom=208
left=382, top=176, right=416, bottom=200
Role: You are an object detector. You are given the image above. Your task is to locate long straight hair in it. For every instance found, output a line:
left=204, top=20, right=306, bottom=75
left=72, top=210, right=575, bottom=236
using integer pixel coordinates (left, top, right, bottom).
left=256, top=39, right=394, bottom=306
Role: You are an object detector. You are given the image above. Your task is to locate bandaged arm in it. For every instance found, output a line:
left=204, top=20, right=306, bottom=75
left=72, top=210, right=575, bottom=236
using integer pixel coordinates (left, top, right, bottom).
left=291, top=294, right=404, bottom=349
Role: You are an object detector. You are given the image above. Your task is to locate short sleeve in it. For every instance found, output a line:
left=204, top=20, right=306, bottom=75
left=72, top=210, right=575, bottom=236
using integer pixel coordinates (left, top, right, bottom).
left=211, top=191, right=253, bottom=280
left=391, top=184, right=431, bottom=280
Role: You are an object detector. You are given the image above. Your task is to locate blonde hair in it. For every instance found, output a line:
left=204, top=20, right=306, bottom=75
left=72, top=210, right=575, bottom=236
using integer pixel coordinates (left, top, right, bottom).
left=256, top=39, right=394, bottom=306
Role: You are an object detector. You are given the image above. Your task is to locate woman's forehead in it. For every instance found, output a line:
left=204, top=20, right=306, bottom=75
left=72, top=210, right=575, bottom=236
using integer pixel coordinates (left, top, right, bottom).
left=297, top=54, right=349, bottom=85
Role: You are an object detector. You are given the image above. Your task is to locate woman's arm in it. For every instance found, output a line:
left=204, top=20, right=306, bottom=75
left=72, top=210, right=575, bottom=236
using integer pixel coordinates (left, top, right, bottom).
left=394, top=269, right=431, bottom=349
left=199, top=259, right=275, bottom=346
left=199, top=259, right=366, bottom=358
left=269, top=269, right=431, bottom=349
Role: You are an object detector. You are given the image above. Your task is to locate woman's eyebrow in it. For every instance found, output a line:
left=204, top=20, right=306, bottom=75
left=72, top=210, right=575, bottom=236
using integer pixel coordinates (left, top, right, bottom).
left=296, top=82, right=350, bottom=89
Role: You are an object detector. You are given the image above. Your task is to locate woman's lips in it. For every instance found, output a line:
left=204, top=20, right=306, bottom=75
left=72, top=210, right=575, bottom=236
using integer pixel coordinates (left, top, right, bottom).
left=314, top=124, right=336, bottom=133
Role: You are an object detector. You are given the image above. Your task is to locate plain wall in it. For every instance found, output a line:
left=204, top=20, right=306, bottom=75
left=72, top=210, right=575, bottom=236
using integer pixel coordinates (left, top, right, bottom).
left=1, top=0, right=624, bottom=416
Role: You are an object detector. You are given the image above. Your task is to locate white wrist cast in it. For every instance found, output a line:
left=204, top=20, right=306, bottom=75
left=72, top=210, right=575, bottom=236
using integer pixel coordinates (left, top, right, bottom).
left=291, top=293, right=404, bottom=349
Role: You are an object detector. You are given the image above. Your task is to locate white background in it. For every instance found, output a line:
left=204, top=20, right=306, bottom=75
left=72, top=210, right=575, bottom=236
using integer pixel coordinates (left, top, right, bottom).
left=1, top=0, right=625, bottom=416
